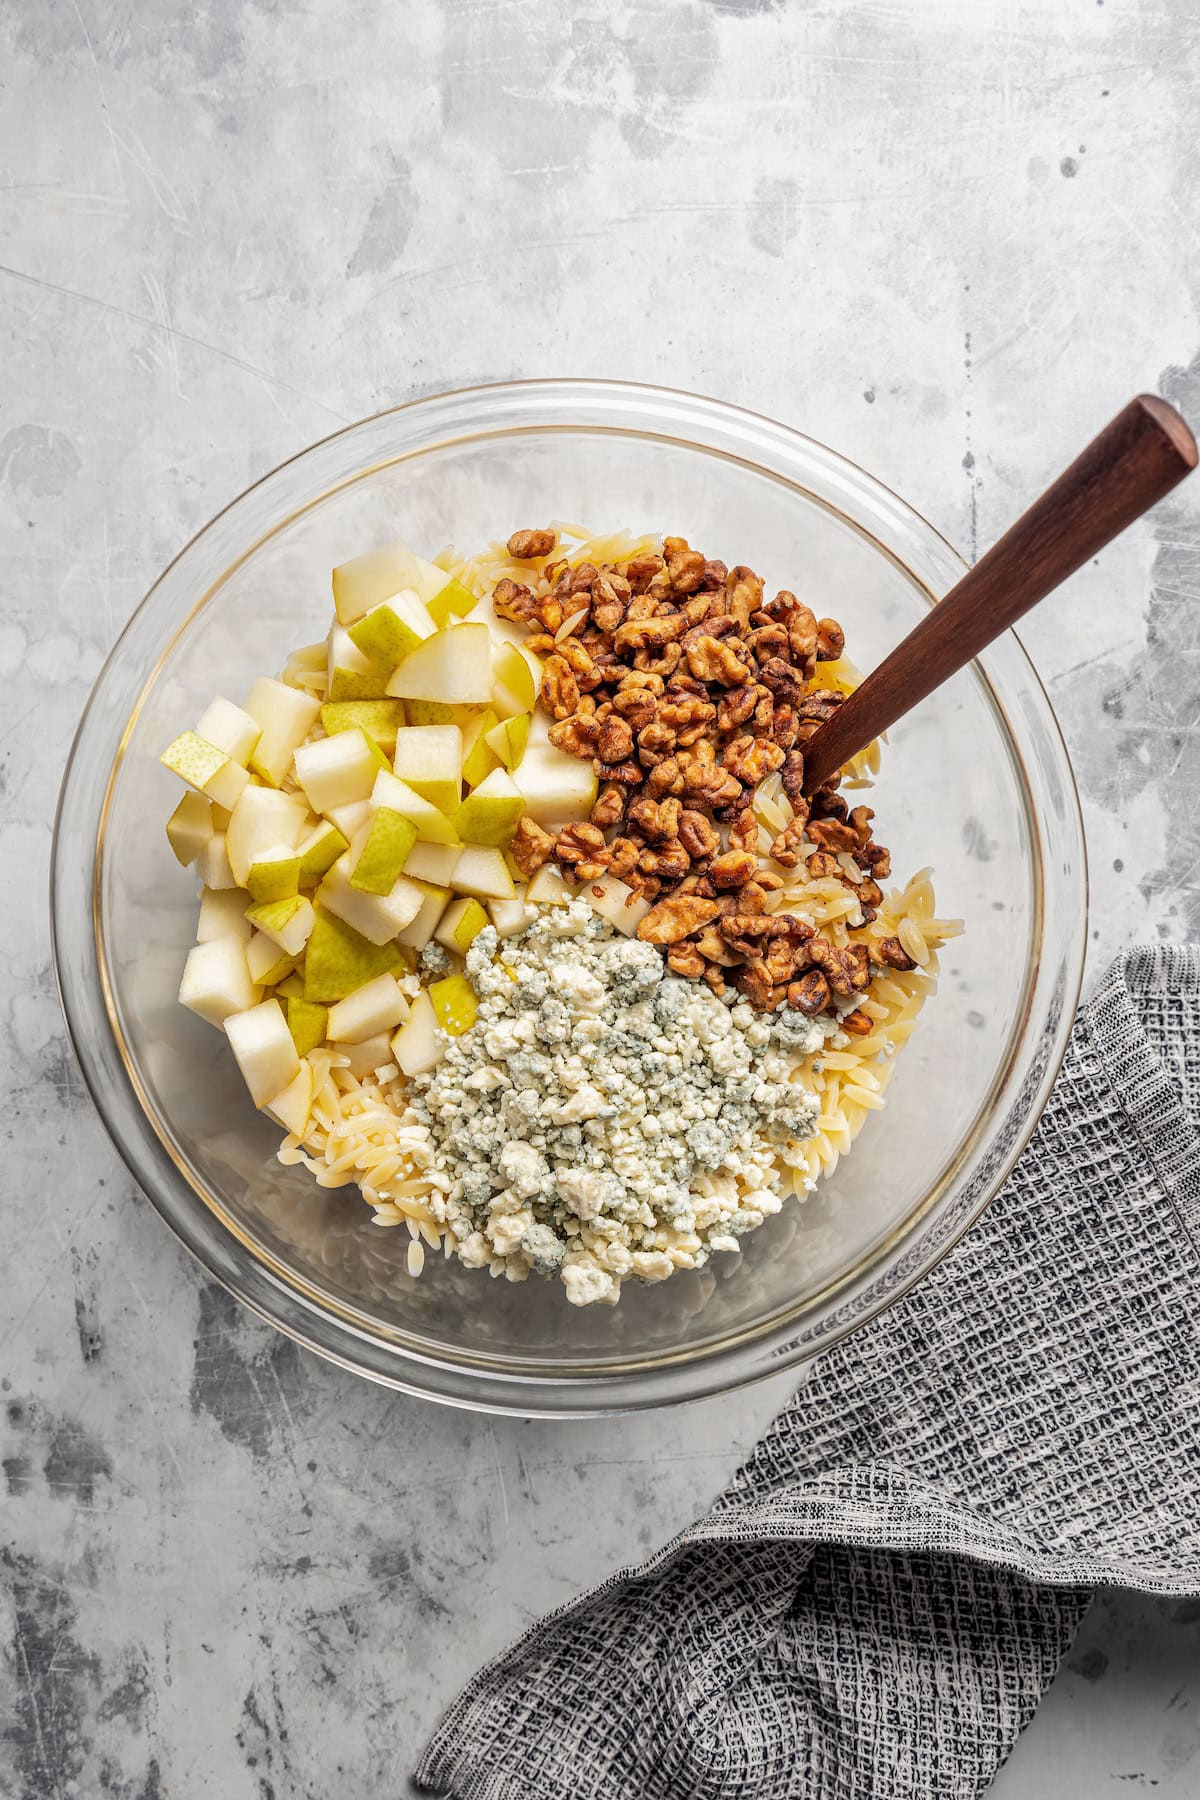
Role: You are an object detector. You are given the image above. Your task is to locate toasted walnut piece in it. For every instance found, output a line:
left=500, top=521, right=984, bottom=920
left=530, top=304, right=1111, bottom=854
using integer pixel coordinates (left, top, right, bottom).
left=747, top=622, right=790, bottom=662
left=756, top=870, right=785, bottom=893
left=638, top=841, right=691, bottom=882
left=788, top=970, right=831, bottom=1015
left=548, top=716, right=599, bottom=759
left=768, top=821, right=807, bottom=868
left=771, top=705, right=799, bottom=751
left=658, top=694, right=716, bottom=732
left=507, top=528, right=557, bottom=560
left=540, top=656, right=580, bottom=720
left=715, top=685, right=758, bottom=734
left=797, top=690, right=845, bottom=726
left=725, top=565, right=764, bottom=631
left=684, top=634, right=751, bottom=687
left=620, top=668, right=666, bottom=695
left=757, top=658, right=803, bottom=705
left=708, top=848, right=758, bottom=890
left=625, top=869, right=662, bottom=900
left=723, top=808, right=756, bottom=856
left=678, top=809, right=721, bottom=861
left=635, top=721, right=676, bottom=769
left=568, top=561, right=598, bottom=595
left=816, top=617, right=845, bottom=661
left=625, top=592, right=660, bottom=623
left=533, top=593, right=566, bottom=635
left=492, top=577, right=538, bottom=624
left=524, top=632, right=556, bottom=656
left=808, top=817, right=861, bottom=854
left=591, top=783, right=627, bottom=830
left=680, top=593, right=714, bottom=626
left=666, top=942, right=706, bottom=979
left=683, top=764, right=743, bottom=809
left=595, top=716, right=635, bottom=764
left=623, top=554, right=664, bottom=592
left=543, top=557, right=569, bottom=587
left=766, top=589, right=820, bottom=670
left=840, top=1008, right=873, bottom=1036
left=637, top=896, right=723, bottom=944
left=663, top=535, right=706, bottom=595
left=805, top=851, right=843, bottom=880
left=606, top=836, right=641, bottom=881
left=812, top=789, right=849, bottom=821
left=611, top=687, right=657, bottom=730
left=694, top=926, right=735, bottom=963
left=701, top=963, right=727, bottom=995
left=764, top=935, right=806, bottom=984
left=682, top=613, right=737, bottom=647
left=511, top=817, right=556, bottom=877
left=806, top=938, right=871, bottom=997
left=722, top=734, right=785, bottom=786
left=781, top=749, right=807, bottom=803
left=555, top=821, right=606, bottom=866
left=632, top=641, right=683, bottom=678
left=700, top=559, right=728, bottom=591
left=646, top=754, right=685, bottom=797
left=616, top=613, right=687, bottom=654
left=627, top=794, right=682, bottom=842
left=557, top=639, right=600, bottom=688
left=731, top=960, right=779, bottom=1011
left=717, top=914, right=789, bottom=954
left=863, top=842, right=891, bottom=879
left=593, top=757, right=644, bottom=787
left=848, top=804, right=875, bottom=844
left=876, top=935, right=918, bottom=971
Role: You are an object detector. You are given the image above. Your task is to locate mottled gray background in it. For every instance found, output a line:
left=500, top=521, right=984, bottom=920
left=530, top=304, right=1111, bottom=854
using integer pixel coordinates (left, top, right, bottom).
left=3, top=1, right=1200, bottom=1795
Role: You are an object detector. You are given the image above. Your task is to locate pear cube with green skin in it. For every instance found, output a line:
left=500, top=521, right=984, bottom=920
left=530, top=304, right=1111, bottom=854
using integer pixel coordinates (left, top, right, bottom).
left=390, top=724, right=463, bottom=817
left=266, top=1059, right=314, bottom=1138
left=178, top=937, right=259, bottom=1027
left=198, top=885, right=253, bottom=944
left=195, top=696, right=262, bottom=766
left=391, top=988, right=444, bottom=1078
left=402, top=698, right=458, bottom=727
left=160, top=733, right=250, bottom=812
left=243, top=677, right=321, bottom=787
left=526, top=863, right=572, bottom=905
left=428, top=973, right=478, bottom=1037
left=285, top=997, right=327, bottom=1056
left=246, top=846, right=302, bottom=903
left=449, top=843, right=516, bottom=901
left=245, top=893, right=315, bottom=959
left=327, top=625, right=390, bottom=701
left=371, top=770, right=461, bottom=846
left=393, top=881, right=451, bottom=952
left=433, top=896, right=489, bottom=956
left=276, top=971, right=307, bottom=999
left=293, top=727, right=388, bottom=816
left=513, top=743, right=599, bottom=830
left=490, top=643, right=538, bottom=719
left=166, top=791, right=214, bottom=867
left=317, top=854, right=425, bottom=945
left=198, top=833, right=238, bottom=890
left=488, top=894, right=534, bottom=939
left=348, top=809, right=418, bottom=894
left=401, top=840, right=462, bottom=886
left=323, top=799, right=370, bottom=842
left=453, top=767, right=524, bottom=847
left=326, top=972, right=411, bottom=1043
left=295, top=821, right=348, bottom=886
left=225, top=786, right=309, bottom=887
left=585, top=873, right=652, bottom=937
left=224, top=998, right=300, bottom=1109
left=425, top=577, right=478, bottom=628
left=332, top=540, right=448, bottom=624
left=303, top=907, right=405, bottom=1003
left=483, top=713, right=531, bottom=772
left=246, top=930, right=300, bottom=987
left=348, top=591, right=436, bottom=672
left=385, top=622, right=493, bottom=706
left=320, top=699, right=406, bottom=751
left=461, top=709, right=501, bottom=788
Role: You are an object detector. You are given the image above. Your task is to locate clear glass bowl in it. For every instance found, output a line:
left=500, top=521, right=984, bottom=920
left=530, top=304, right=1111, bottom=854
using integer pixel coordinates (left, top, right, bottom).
left=52, top=380, right=1086, bottom=1414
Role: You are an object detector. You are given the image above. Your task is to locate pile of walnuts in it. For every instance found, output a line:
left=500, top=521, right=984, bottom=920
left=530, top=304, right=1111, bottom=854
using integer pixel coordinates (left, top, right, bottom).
left=501, top=532, right=915, bottom=1017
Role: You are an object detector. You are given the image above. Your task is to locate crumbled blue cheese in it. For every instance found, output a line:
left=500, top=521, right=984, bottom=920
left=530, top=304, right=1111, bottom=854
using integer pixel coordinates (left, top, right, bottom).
left=399, top=900, right=823, bottom=1305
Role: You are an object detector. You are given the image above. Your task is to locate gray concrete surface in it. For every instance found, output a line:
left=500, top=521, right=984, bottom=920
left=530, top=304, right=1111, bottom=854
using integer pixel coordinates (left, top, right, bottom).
left=3, top=0, right=1200, bottom=1793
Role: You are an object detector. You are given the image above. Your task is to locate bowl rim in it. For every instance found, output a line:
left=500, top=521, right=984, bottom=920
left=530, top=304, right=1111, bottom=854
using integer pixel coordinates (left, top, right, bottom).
left=52, top=376, right=1088, bottom=1414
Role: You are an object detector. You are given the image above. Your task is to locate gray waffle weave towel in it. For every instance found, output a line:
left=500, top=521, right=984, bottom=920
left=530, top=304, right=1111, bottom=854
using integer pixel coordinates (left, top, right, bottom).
left=414, top=946, right=1200, bottom=1799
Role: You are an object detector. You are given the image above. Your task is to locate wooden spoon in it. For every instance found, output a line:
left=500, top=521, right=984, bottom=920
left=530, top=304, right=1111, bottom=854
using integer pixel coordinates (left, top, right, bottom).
left=800, top=394, right=1197, bottom=795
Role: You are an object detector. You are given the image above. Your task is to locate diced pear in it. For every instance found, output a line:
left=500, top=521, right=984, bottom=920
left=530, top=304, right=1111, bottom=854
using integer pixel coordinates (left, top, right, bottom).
left=489, top=894, right=534, bottom=938
left=317, top=855, right=425, bottom=945
left=277, top=971, right=307, bottom=999
left=246, top=846, right=302, bottom=903
left=266, top=1059, right=314, bottom=1137
left=453, top=767, right=524, bottom=847
left=391, top=989, right=443, bottom=1077
left=286, top=641, right=328, bottom=674
left=450, top=844, right=516, bottom=901
left=332, top=540, right=447, bottom=623
left=243, top=678, right=321, bottom=787
left=245, top=894, right=315, bottom=959
left=483, top=713, right=531, bottom=772
left=348, top=810, right=418, bottom=894
left=285, top=997, right=327, bottom=1057
left=160, top=732, right=249, bottom=811
left=514, top=744, right=599, bottom=829
left=246, top=930, right=299, bottom=987
left=320, top=699, right=406, bottom=751
left=324, top=799, right=370, bottom=841
left=403, top=699, right=458, bottom=726
left=461, top=709, right=501, bottom=788
left=304, top=907, right=404, bottom=1003
left=585, top=873, right=652, bottom=937
left=198, top=833, right=237, bottom=890
left=394, top=882, right=451, bottom=952
left=526, top=864, right=572, bottom=905
left=464, top=596, right=528, bottom=654
left=198, top=885, right=253, bottom=943
left=295, top=821, right=348, bottom=885
left=166, top=791, right=214, bottom=867
left=326, top=972, right=410, bottom=1043
left=195, top=697, right=261, bottom=766
left=385, top=623, right=493, bottom=706
left=225, top=786, right=308, bottom=887
left=401, top=840, right=462, bottom=886
left=371, top=770, right=461, bottom=845
left=426, top=576, right=478, bottom=628
left=343, top=1033, right=396, bottom=1079
left=349, top=592, right=436, bottom=672
left=428, top=973, right=478, bottom=1037
left=390, top=724, right=463, bottom=817
left=224, top=998, right=300, bottom=1108
left=433, top=896, right=489, bottom=956
left=491, top=643, right=538, bottom=719
left=178, top=937, right=259, bottom=1027
left=327, top=624, right=389, bottom=701
left=293, top=727, right=388, bottom=815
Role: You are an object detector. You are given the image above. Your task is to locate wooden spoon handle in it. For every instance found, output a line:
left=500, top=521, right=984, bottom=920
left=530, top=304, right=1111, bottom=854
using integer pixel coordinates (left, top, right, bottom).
left=801, top=394, right=1197, bottom=795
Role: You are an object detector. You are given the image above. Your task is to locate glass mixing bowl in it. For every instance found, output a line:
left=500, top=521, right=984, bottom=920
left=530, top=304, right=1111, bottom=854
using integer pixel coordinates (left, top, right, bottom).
left=52, top=380, right=1086, bottom=1414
